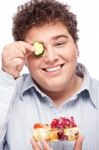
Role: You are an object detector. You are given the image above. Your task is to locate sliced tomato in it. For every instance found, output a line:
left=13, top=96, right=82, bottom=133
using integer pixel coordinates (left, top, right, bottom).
left=33, top=123, right=44, bottom=129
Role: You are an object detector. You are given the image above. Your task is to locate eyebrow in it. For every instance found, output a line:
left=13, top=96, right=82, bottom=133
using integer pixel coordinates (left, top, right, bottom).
left=30, top=35, right=68, bottom=45
left=51, top=35, right=68, bottom=41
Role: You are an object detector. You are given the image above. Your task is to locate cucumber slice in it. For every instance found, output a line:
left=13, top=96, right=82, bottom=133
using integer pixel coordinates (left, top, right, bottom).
left=33, top=42, right=44, bottom=56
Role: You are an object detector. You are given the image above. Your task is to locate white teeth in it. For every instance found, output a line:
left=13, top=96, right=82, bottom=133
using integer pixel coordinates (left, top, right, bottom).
left=45, top=66, right=61, bottom=72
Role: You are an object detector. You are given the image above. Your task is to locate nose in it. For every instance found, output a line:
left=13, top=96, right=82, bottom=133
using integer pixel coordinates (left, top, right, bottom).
left=44, top=47, right=58, bottom=64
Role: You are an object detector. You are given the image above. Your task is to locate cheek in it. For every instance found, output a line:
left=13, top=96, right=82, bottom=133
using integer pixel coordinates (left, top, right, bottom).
left=26, top=57, right=36, bottom=71
left=26, top=57, right=43, bottom=76
left=63, top=49, right=78, bottom=61
left=28, top=61, right=37, bottom=70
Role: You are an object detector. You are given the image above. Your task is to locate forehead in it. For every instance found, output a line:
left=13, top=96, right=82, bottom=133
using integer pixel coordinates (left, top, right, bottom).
left=24, top=22, right=70, bottom=43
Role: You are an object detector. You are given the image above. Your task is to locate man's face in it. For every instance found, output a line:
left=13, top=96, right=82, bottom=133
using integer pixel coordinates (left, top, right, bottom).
left=25, top=22, right=79, bottom=92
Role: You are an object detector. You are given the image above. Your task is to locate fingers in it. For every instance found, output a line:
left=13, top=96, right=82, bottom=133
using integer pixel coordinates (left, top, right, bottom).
left=74, top=136, right=84, bottom=150
left=31, top=139, right=42, bottom=150
left=31, top=136, right=83, bottom=150
left=1, top=41, right=34, bottom=78
left=41, top=140, right=53, bottom=150
left=30, top=139, right=52, bottom=150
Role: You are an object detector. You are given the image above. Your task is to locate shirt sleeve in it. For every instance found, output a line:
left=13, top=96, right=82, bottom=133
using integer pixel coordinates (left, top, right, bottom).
left=0, top=70, right=17, bottom=146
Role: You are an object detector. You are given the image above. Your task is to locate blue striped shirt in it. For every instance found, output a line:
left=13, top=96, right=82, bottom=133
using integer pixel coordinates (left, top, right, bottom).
left=0, top=63, right=99, bottom=150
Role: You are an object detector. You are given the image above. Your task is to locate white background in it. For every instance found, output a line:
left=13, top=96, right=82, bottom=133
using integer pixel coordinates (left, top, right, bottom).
left=0, top=0, right=99, bottom=79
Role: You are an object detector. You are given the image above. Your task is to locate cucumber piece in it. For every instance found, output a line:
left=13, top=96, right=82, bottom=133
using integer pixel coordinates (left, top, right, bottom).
left=33, top=42, right=44, bottom=56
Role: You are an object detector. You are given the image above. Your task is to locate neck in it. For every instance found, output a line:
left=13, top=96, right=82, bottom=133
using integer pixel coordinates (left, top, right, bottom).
left=42, top=75, right=83, bottom=107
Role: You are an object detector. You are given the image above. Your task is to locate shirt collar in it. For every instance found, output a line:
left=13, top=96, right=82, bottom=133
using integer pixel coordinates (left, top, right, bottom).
left=76, top=63, right=97, bottom=108
left=20, top=63, right=97, bottom=108
left=20, top=73, right=46, bottom=100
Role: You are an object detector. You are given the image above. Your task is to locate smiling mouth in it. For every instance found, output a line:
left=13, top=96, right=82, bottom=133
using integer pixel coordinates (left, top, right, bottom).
left=42, top=64, right=64, bottom=72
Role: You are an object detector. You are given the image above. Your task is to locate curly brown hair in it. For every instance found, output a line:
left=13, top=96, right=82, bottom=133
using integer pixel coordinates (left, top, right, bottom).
left=12, top=0, right=79, bottom=43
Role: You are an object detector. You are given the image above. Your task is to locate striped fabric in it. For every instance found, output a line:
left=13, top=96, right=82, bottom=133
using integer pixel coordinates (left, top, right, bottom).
left=0, top=63, right=99, bottom=150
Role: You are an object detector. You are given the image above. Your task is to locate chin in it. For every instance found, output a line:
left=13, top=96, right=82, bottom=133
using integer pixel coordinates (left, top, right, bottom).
left=43, top=84, right=66, bottom=92
left=36, top=78, right=68, bottom=92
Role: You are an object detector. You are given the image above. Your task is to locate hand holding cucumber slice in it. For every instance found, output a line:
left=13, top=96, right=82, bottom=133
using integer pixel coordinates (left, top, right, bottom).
left=33, top=42, right=44, bottom=56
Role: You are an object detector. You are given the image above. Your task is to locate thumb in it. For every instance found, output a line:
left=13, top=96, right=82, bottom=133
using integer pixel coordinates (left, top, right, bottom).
left=74, top=136, right=84, bottom=150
